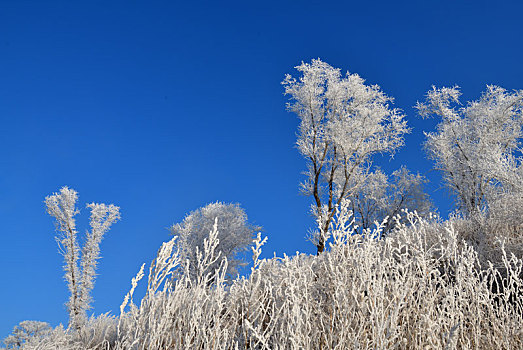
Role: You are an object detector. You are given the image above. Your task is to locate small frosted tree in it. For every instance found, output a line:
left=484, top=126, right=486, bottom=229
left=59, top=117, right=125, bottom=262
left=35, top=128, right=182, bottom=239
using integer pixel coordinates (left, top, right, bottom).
left=170, top=202, right=261, bottom=282
left=417, top=85, right=523, bottom=217
left=2, top=321, right=51, bottom=349
left=45, top=186, right=120, bottom=330
left=282, top=58, right=409, bottom=253
left=348, top=166, right=432, bottom=234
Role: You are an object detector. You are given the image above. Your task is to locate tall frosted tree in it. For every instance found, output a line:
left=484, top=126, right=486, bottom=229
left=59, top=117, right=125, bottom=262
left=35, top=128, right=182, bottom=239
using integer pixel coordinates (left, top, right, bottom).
left=282, top=59, right=409, bottom=253
left=417, top=85, right=523, bottom=217
left=170, top=202, right=261, bottom=282
left=45, top=187, right=120, bottom=330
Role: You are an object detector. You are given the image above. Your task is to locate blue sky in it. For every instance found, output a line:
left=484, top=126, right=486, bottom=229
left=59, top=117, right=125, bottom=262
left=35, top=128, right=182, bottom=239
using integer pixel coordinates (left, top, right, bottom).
left=1, top=0, right=522, bottom=339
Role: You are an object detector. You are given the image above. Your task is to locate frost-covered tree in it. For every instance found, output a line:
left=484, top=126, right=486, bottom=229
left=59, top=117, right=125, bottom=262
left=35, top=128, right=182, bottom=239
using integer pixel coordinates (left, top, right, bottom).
left=348, top=166, right=432, bottom=234
left=45, top=187, right=120, bottom=330
left=283, top=59, right=409, bottom=253
left=417, top=85, right=523, bottom=217
left=2, top=321, right=51, bottom=349
left=170, top=202, right=261, bottom=281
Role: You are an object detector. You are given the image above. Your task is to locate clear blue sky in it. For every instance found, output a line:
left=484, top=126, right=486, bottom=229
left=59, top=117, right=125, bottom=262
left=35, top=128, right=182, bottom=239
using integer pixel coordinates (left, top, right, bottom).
left=1, top=0, right=522, bottom=339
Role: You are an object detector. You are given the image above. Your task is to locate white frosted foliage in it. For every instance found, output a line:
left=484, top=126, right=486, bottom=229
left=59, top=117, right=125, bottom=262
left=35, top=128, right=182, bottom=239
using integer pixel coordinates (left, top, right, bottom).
left=170, top=202, right=261, bottom=281
left=417, top=85, right=523, bottom=216
left=348, top=166, right=432, bottom=234
left=283, top=59, right=409, bottom=252
left=45, top=187, right=120, bottom=330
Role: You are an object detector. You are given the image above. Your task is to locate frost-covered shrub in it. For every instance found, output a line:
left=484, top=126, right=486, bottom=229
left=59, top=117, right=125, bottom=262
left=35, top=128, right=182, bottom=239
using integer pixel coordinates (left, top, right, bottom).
left=14, top=201, right=523, bottom=349
left=106, top=205, right=522, bottom=349
left=451, top=206, right=523, bottom=270
left=21, top=315, right=117, bottom=350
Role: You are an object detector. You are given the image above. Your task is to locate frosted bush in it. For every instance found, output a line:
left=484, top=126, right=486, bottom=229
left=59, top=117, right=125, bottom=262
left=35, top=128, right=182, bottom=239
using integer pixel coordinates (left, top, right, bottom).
left=9, top=315, right=117, bottom=350
left=99, top=207, right=523, bottom=349
left=451, top=208, right=523, bottom=270
left=15, top=205, right=523, bottom=349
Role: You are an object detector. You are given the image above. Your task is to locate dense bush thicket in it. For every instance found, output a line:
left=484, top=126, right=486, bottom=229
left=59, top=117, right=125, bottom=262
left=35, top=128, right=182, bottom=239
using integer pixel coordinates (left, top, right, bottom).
left=8, top=204, right=522, bottom=350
